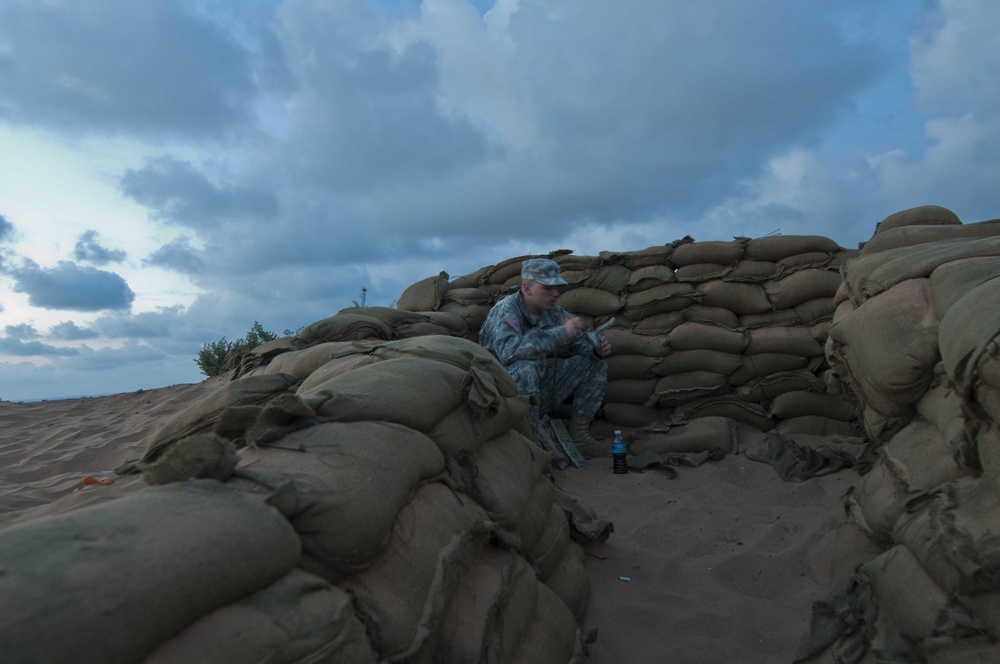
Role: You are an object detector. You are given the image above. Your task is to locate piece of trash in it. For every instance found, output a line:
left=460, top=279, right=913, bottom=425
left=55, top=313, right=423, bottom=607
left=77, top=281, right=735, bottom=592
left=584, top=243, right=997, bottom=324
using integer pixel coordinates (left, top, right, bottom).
left=619, top=576, right=631, bottom=582
left=664, top=499, right=676, bottom=505
left=73, top=475, right=115, bottom=492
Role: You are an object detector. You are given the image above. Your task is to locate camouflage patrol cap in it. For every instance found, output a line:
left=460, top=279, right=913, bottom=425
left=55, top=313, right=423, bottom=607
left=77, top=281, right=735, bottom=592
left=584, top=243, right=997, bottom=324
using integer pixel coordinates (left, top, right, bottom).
left=521, top=258, right=568, bottom=286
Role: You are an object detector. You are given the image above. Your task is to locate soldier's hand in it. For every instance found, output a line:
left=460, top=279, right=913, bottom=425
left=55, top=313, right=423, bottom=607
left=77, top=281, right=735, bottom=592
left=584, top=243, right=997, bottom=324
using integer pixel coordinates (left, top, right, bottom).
left=598, top=336, right=612, bottom=358
left=563, top=316, right=586, bottom=337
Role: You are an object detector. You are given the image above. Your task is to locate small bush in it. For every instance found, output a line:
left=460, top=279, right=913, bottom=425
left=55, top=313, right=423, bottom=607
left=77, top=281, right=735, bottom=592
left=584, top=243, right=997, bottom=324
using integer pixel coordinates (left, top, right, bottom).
left=195, top=321, right=279, bottom=377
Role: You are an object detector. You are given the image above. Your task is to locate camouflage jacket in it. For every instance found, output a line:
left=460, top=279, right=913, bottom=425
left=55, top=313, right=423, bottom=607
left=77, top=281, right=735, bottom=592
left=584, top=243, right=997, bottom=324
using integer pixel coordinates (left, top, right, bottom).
left=479, top=291, right=595, bottom=368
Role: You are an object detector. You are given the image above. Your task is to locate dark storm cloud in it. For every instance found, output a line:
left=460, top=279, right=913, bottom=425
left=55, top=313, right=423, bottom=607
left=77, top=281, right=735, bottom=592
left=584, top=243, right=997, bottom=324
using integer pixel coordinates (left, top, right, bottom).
left=10, top=260, right=135, bottom=311
left=119, top=156, right=280, bottom=228
left=0, top=0, right=282, bottom=139
left=72, top=230, right=127, bottom=265
left=48, top=321, right=99, bottom=341
left=0, top=213, right=13, bottom=242
left=90, top=306, right=185, bottom=340
left=142, top=236, right=206, bottom=274
left=0, top=337, right=80, bottom=357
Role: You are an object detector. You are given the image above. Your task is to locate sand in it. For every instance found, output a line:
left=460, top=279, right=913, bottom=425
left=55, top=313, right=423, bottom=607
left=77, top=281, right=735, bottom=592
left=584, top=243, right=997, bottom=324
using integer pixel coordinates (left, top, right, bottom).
left=0, top=377, right=861, bottom=663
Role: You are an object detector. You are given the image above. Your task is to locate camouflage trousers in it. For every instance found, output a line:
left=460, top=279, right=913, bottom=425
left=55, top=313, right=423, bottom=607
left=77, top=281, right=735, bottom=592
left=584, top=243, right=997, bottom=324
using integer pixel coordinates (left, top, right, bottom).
left=506, top=355, right=608, bottom=434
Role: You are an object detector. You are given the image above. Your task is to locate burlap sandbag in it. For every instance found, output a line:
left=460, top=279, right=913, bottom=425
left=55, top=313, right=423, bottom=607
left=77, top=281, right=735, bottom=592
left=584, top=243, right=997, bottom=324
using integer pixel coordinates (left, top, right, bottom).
left=738, top=308, right=801, bottom=329
left=862, top=217, right=1000, bottom=256
left=846, top=236, right=1000, bottom=304
left=917, top=380, right=977, bottom=467
left=394, top=319, right=455, bottom=338
left=668, top=321, right=748, bottom=354
left=484, top=254, right=547, bottom=285
left=434, top=549, right=539, bottom=664
left=848, top=461, right=905, bottom=542
left=793, top=296, right=838, bottom=325
left=894, top=478, right=1000, bottom=595
left=828, top=278, right=940, bottom=416
left=622, top=283, right=701, bottom=320
left=140, top=373, right=299, bottom=466
left=884, top=418, right=973, bottom=491
left=517, top=475, right=558, bottom=553
left=776, top=251, right=835, bottom=271
left=601, top=327, right=671, bottom=357
left=648, top=370, right=728, bottom=405
left=606, top=354, right=663, bottom=380
left=529, top=503, right=572, bottom=580
left=630, top=309, right=686, bottom=334
left=412, top=310, right=469, bottom=336
left=723, top=259, right=784, bottom=282
left=247, top=336, right=309, bottom=362
left=629, top=416, right=738, bottom=455
left=653, top=349, right=743, bottom=377
left=696, top=279, right=773, bottom=315
left=337, top=306, right=430, bottom=328
left=509, top=582, right=584, bottom=664
left=763, top=268, right=843, bottom=310
left=447, top=266, right=493, bottom=289
left=601, top=402, right=665, bottom=427
left=728, top=353, right=810, bottom=386
left=232, top=421, right=444, bottom=581
left=397, top=271, right=450, bottom=311
left=561, top=264, right=632, bottom=293
left=438, top=301, right=492, bottom=329
left=671, top=396, right=774, bottom=432
left=542, top=542, right=591, bottom=623
left=775, top=415, right=856, bottom=437
left=463, top=429, right=552, bottom=537
left=859, top=545, right=962, bottom=653
left=873, top=204, right=961, bottom=236
left=296, top=354, right=383, bottom=392
left=145, top=568, right=376, bottom=664
left=341, top=482, right=492, bottom=662
left=626, top=264, right=676, bottom=292
left=605, top=378, right=658, bottom=405
left=745, top=235, right=841, bottom=262
left=299, top=313, right=391, bottom=343
left=554, top=253, right=604, bottom=271
left=600, top=243, right=679, bottom=270
left=300, top=357, right=498, bottom=434
left=930, top=256, right=1000, bottom=320
left=555, top=287, right=623, bottom=317
left=682, top=303, right=740, bottom=328
left=671, top=239, right=745, bottom=267
left=675, top=262, right=733, bottom=283
left=427, top=394, right=532, bottom=457
left=770, top=391, right=857, bottom=422
left=0, top=481, right=301, bottom=664
left=938, top=275, right=1000, bottom=395
left=734, top=369, right=826, bottom=402
left=745, top=326, right=824, bottom=357
left=264, top=341, right=361, bottom=378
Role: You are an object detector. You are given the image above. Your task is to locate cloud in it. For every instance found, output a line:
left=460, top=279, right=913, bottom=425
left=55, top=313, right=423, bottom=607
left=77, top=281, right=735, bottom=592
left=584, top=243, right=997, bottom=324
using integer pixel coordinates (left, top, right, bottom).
left=9, top=260, right=135, bottom=311
left=72, top=230, right=127, bottom=265
left=0, top=337, right=80, bottom=357
left=0, top=0, right=285, bottom=139
left=47, top=321, right=99, bottom=341
left=4, top=323, right=39, bottom=340
left=120, top=156, right=280, bottom=229
left=0, top=213, right=13, bottom=242
left=142, top=236, right=206, bottom=274
left=89, top=306, right=185, bottom=340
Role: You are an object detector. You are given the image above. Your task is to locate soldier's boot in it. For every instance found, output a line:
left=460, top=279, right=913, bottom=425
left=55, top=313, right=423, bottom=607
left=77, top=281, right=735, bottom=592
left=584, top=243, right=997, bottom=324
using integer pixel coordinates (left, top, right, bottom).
left=569, top=416, right=605, bottom=458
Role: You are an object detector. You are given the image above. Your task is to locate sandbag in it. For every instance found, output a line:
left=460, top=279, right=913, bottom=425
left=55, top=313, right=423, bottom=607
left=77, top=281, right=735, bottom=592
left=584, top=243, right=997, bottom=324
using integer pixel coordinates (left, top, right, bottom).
left=562, top=264, right=632, bottom=293
left=728, top=353, right=810, bottom=386
left=264, top=341, right=361, bottom=378
left=626, top=265, right=675, bottom=292
left=543, top=542, right=591, bottom=623
left=734, top=370, right=826, bottom=402
left=653, top=349, right=743, bottom=377
left=682, top=303, right=740, bottom=328
left=862, top=217, right=1000, bottom=256
left=745, top=326, right=824, bottom=356
left=341, top=482, right=492, bottom=662
left=917, top=381, right=977, bottom=467
left=696, top=280, right=773, bottom=315
left=438, top=301, right=492, bottom=329
left=601, top=327, right=671, bottom=357
left=668, top=321, right=748, bottom=354
left=724, top=259, right=783, bottom=282
left=630, top=310, right=686, bottom=334
left=774, top=415, right=856, bottom=437
left=622, top=283, right=701, bottom=320
left=745, top=235, right=841, bottom=262
left=601, top=402, right=665, bottom=428
left=397, top=272, right=450, bottom=311
left=233, top=421, right=445, bottom=581
left=648, top=371, right=728, bottom=405
left=426, top=394, right=532, bottom=457
left=670, top=239, right=745, bottom=267
left=938, top=275, right=1000, bottom=396
left=141, top=373, right=300, bottom=465
left=606, top=354, right=663, bottom=380
left=629, top=416, right=738, bottom=455
left=555, top=287, right=623, bottom=317
left=145, top=569, right=376, bottom=664
left=873, top=204, right=961, bottom=236
left=674, top=262, right=733, bottom=283
left=296, top=354, right=383, bottom=392
left=883, top=418, right=973, bottom=491
left=299, top=313, right=391, bottom=343
left=671, top=396, right=774, bottom=432
left=828, top=278, right=940, bottom=416
left=0, top=481, right=301, bottom=664
left=447, top=266, right=492, bottom=289
left=434, top=549, right=538, bottom=664
left=770, top=391, right=856, bottom=422
left=508, top=583, right=584, bottom=664
left=848, top=461, right=905, bottom=541
left=529, top=504, right=572, bottom=580
left=763, top=268, right=843, bottom=310
left=929, top=256, right=1000, bottom=320
left=600, top=243, right=677, bottom=270
left=605, top=378, right=658, bottom=405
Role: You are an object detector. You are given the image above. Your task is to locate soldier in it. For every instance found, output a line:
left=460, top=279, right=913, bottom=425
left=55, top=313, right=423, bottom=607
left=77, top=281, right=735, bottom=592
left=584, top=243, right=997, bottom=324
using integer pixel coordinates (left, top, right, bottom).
left=479, top=257, right=611, bottom=456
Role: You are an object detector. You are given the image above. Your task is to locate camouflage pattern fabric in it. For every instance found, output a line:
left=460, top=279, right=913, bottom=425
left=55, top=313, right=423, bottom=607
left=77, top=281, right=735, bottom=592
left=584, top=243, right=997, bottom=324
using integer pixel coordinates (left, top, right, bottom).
left=480, top=291, right=608, bottom=432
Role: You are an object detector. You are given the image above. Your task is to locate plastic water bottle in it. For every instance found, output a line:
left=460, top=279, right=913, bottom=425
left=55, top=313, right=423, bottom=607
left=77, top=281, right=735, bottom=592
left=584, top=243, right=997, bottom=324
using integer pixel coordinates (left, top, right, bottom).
left=612, top=430, right=628, bottom=474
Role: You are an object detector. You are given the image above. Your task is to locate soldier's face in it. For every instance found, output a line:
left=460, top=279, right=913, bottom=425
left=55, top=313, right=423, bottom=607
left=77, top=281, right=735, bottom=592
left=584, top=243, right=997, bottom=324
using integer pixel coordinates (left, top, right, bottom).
left=522, top=280, right=560, bottom=313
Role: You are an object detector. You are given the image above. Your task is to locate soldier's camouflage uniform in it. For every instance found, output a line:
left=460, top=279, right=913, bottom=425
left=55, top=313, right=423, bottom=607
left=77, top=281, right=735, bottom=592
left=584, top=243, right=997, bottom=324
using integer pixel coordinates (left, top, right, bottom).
left=479, top=290, right=607, bottom=434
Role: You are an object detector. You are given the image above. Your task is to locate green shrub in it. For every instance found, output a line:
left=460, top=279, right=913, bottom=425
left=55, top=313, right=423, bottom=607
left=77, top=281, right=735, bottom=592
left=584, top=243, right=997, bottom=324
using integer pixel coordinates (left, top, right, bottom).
left=195, top=321, right=279, bottom=377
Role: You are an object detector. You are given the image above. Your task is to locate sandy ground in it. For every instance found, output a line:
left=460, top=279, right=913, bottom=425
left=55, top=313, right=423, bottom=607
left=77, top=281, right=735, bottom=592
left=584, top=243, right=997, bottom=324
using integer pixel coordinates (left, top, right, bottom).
left=0, top=378, right=865, bottom=663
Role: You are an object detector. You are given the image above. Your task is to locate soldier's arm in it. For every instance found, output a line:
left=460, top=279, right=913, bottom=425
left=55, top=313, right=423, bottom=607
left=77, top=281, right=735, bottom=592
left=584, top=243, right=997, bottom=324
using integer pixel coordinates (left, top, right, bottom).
left=489, top=317, right=570, bottom=365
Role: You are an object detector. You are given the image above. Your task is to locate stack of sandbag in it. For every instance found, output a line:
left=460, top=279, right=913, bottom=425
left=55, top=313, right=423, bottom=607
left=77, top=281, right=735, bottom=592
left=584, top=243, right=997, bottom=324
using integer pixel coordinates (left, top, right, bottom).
left=1, top=335, right=595, bottom=663
left=801, top=205, right=1000, bottom=663
left=425, top=236, right=858, bottom=437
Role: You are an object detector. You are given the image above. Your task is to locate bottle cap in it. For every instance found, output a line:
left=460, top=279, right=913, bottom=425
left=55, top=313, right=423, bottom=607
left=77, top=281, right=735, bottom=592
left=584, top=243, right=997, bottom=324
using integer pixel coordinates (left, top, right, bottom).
left=614, top=430, right=622, bottom=435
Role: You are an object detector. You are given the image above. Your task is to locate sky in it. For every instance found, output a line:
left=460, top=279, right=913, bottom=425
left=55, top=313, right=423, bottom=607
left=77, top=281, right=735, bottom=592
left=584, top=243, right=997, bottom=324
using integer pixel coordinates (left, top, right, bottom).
left=1, top=0, right=999, bottom=401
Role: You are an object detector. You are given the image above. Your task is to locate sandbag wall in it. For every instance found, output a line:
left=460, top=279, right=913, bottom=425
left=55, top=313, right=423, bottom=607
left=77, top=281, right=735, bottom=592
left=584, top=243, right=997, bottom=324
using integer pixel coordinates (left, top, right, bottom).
left=0, top=335, right=597, bottom=663
left=406, top=237, right=859, bottom=437
left=810, top=206, right=1000, bottom=662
